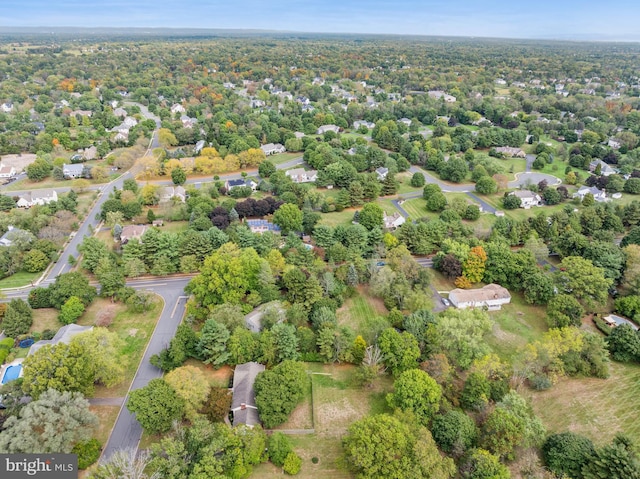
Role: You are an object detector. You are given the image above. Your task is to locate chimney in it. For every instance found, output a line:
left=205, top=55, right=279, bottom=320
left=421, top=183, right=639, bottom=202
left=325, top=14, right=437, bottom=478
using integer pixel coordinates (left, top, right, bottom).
left=241, top=403, right=246, bottom=410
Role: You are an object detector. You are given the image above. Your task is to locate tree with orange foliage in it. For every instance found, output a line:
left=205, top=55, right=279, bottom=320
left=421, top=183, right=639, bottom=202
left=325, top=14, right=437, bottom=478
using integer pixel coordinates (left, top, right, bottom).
left=462, top=246, right=487, bottom=284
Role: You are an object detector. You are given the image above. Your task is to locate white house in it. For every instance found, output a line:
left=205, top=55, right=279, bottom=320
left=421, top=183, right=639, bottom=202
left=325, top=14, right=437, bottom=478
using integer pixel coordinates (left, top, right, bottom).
left=0, top=165, right=16, bottom=178
left=170, top=103, right=185, bottom=114
left=428, top=90, right=457, bottom=102
left=260, top=143, right=286, bottom=156
left=158, top=186, right=186, bottom=203
left=589, top=159, right=617, bottom=176
left=448, top=284, right=511, bottom=311
left=180, top=115, right=197, bottom=129
left=573, top=186, right=607, bottom=202
left=510, top=190, right=542, bottom=209
left=316, top=124, right=340, bottom=135
left=16, top=190, right=58, bottom=208
left=353, top=120, right=376, bottom=130
left=608, top=138, right=622, bottom=150
left=226, top=179, right=258, bottom=191
left=1, top=102, right=14, bottom=113
left=398, top=118, right=412, bottom=127
left=285, top=168, right=318, bottom=184
left=495, top=147, right=526, bottom=158
left=376, top=167, right=389, bottom=181
left=123, top=116, right=138, bottom=128
left=383, top=212, right=406, bottom=230
left=62, top=163, right=85, bottom=179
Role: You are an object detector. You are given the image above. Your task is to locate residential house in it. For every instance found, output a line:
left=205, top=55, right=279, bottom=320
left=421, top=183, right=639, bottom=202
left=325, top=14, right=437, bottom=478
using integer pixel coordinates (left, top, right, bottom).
left=1, top=102, right=13, bottom=113
left=0, top=226, right=32, bottom=247
left=383, top=212, right=406, bottom=230
left=495, top=146, right=526, bottom=158
left=158, top=186, right=186, bottom=203
left=120, top=225, right=148, bottom=244
left=608, top=138, right=622, bottom=150
left=180, top=115, right=197, bottom=129
left=81, top=145, right=98, bottom=161
left=316, top=124, right=340, bottom=135
left=510, top=190, right=542, bottom=209
left=398, top=118, right=412, bottom=127
left=246, top=219, right=281, bottom=234
left=495, top=79, right=507, bottom=85
left=302, top=104, right=315, bottom=112
left=114, top=131, right=129, bottom=143
left=226, top=179, right=257, bottom=191
left=113, top=107, right=127, bottom=117
left=573, top=186, right=607, bottom=202
left=589, top=159, right=617, bottom=176
left=295, top=96, right=311, bottom=105
left=250, top=99, right=265, bottom=109
left=62, top=163, right=85, bottom=179
left=0, top=165, right=16, bottom=178
left=194, top=140, right=206, bottom=154
left=170, top=103, right=185, bottom=114
left=28, top=324, right=93, bottom=357
left=448, top=284, right=511, bottom=311
left=285, top=168, right=318, bottom=184
left=223, top=82, right=236, bottom=89
left=16, top=190, right=58, bottom=208
left=123, top=116, right=137, bottom=128
left=428, top=90, right=457, bottom=102
left=376, top=167, right=389, bottom=181
left=294, top=132, right=305, bottom=139
left=353, top=120, right=376, bottom=130
left=260, top=143, right=286, bottom=156
left=230, top=362, right=266, bottom=427
left=70, top=110, right=92, bottom=118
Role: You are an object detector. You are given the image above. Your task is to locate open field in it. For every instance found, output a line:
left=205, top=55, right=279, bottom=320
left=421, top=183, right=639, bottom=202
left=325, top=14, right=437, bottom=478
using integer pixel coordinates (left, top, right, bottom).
left=337, top=287, right=389, bottom=344
left=0, top=270, right=40, bottom=289
left=317, top=208, right=356, bottom=227
left=0, top=153, right=37, bottom=171
left=268, top=152, right=301, bottom=165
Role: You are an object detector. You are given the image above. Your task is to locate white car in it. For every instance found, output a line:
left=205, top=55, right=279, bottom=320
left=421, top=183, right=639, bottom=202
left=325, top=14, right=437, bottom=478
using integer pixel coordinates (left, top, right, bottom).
left=441, top=297, right=450, bottom=307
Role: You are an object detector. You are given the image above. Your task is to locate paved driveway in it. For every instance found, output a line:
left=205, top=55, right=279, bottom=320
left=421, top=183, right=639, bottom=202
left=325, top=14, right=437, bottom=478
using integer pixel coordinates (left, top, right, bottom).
left=508, top=172, right=561, bottom=188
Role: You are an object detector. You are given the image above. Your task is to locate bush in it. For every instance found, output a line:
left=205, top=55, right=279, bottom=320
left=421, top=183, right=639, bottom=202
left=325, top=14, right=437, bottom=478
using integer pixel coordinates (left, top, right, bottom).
left=432, top=410, right=478, bottom=454
left=410, top=172, right=426, bottom=187
left=72, top=438, right=102, bottom=469
left=94, top=310, right=115, bottom=328
left=464, top=205, right=480, bottom=221
left=542, top=432, right=595, bottom=479
left=28, top=287, right=53, bottom=309
left=530, top=374, right=552, bottom=390
left=0, top=337, right=14, bottom=349
left=283, top=452, right=302, bottom=475
left=268, top=432, right=293, bottom=467
left=58, top=296, right=85, bottom=325
left=201, top=387, right=232, bottom=422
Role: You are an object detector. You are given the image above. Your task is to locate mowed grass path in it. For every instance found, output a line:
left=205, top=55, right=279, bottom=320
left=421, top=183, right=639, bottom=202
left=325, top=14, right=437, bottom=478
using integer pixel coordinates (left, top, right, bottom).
left=527, top=362, right=640, bottom=446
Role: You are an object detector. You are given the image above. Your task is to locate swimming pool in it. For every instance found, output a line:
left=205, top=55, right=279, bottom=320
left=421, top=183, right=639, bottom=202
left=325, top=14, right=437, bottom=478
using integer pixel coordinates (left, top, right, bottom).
left=1, top=364, right=22, bottom=384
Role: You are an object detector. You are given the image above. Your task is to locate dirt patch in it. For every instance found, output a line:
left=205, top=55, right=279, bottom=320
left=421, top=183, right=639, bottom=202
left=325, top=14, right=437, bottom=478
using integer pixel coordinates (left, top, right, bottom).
left=316, top=395, right=368, bottom=435
left=0, top=153, right=37, bottom=172
left=275, top=400, right=313, bottom=430
left=128, top=328, right=138, bottom=336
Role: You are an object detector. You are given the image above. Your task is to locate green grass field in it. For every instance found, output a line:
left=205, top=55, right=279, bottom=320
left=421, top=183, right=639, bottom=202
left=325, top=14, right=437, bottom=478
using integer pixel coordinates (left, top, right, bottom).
left=267, top=152, right=301, bottom=165
left=337, top=289, right=389, bottom=344
left=0, top=270, right=40, bottom=289
left=399, top=198, right=432, bottom=220
left=317, top=208, right=357, bottom=227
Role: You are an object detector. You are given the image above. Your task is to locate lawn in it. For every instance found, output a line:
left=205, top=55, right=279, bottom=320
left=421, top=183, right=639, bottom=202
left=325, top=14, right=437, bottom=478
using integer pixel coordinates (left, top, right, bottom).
left=90, top=405, right=122, bottom=445
left=337, top=287, right=389, bottom=344
left=317, top=208, right=357, bottom=227
left=268, top=152, right=301, bottom=165
left=29, top=308, right=61, bottom=334
left=78, top=296, right=164, bottom=398
left=5, top=172, right=114, bottom=192
left=399, top=198, right=432, bottom=221
left=0, top=270, right=40, bottom=289
left=527, top=361, right=640, bottom=446
left=152, top=220, right=189, bottom=234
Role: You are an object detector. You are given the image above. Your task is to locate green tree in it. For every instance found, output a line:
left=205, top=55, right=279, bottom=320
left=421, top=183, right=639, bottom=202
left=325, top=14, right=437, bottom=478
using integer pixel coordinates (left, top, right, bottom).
left=461, top=372, right=491, bottom=411
left=606, top=324, right=640, bottom=362
left=197, top=319, right=230, bottom=367
left=127, top=379, right=185, bottom=434
left=268, top=432, right=294, bottom=467
left=555, top=256, right=612, bottom=310
left=171, top=167, right=186, bottom=185
left=523, top=271, right=555, bottom=305
left=460, top=449, right=511, bottom=479
left=78, top=236, right=109, bottom=273
left=1, top=298, right=33, bottom=336
left=22, top=249, right=49, bottom=273
left=432, top=410, right=478, bottom=455
left=58, top=295, right=85, bottom=325
left=542, top=432, right=596, bottom=479
left=271, top=322, right=299, bottom=362
left=0, top=389, right=97, bottom=453
left=254, top=360, right=308, bottom=429
left=164, top=365, right=210, bottom=420
left=582, top=436, right=640, bottom=479
left=358, top=203, right=384, bottom=231
left=427, top=191, right=447, bottom=212
left=273, top=203, right=303, bottom=234
left=410, top=172, right=426, bottom=187
left=546, top=294, right=585, bottom=328
left=48, top=272, right=97, bottom=309
left=377, top=328, right=421, bottom=376
left=386, top=369, right=442, bottom=425
left=475, top=176, right=497, bottom=195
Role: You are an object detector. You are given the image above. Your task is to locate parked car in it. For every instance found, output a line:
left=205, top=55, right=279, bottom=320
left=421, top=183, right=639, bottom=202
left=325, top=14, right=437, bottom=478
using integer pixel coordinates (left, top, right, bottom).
left=441, top=297, right=450, bottom=307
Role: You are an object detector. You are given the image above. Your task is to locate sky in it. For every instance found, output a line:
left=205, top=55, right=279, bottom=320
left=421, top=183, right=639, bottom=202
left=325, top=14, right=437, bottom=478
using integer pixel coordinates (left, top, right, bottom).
left=1, top=0, right=640, bottom=41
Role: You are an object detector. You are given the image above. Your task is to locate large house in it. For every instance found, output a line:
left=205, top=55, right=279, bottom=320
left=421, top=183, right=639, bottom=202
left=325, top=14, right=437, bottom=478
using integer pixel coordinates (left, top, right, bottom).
left=495, top=147, right=526, bottom=158
left=353, top=120, right=376, bottom=130
left=158, top=186, right=186, bottom=203
left=376, top=167, right=389, bottom=181
left=589, top=159, right=617, bottom=177
left=230, top=362, right=266, bottom=427
left=62, top=163, right=85, bottom=179
left=28, top=324, right=93, bottom=357
left=120, top=225, right=148, bottom=244
left=226, top=179, right=258, bottom=191
left=170, top=103, right=185, bottom=114
left=448, top=284, right=511, bottom=311
left=383, top=211, right=406, bottom=230
left=0, top=102, right=13, bottom=113
left=285, top=168, right=318, bottom=184
left=428, top=90, right=457, bottom=102
left=246, top=219, right=281, bottom=234
left=16, top=190, right=58, bottom=208
left=0, top=165, right=16, bottom=178
left=573, top=186, right=607, bottom=202
left=260, top=143, right=286, bottom=156
left=509, top=190, right=542, bottom=209
left=316, top=124, right=340, bottom=135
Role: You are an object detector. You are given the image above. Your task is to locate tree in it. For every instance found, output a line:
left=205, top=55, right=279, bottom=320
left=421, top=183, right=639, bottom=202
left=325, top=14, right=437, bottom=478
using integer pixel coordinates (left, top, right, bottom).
left=386, top=369, right=442, bottom=425
left=48, top=272, right=97, bottom=309
left=283, top=452, right=302, bottom=475
left=268, top=432, right=294, bottom=467
left=22, top=249, right=49, bottom=272
left=582, top=435, right=640, bottom=479
left=411, top=172, right=426, bottom=187
left=502, top=194, right=521, bottom=209
left=164, top=365, right=210, bottom=420
left=0, top=389, right=97, bottom=453
left=343, top=414, right=455, bottom=479
left=127, top=379, right=185, bottom=434
left=555, top=256, right=612, bottom=310
left=461, top=372, right=491, bottom=411
left=475, top=176, right=497, bottom=195
left=254, top=360, right=307, bottom=429
left=271, top=322, right=299, bottom=362
left=58, top=295, right=85, bottom=324
left=1, top=298, right=33, bottom=336
left=273, top=203, right=303, bottom=234
left=258, top=160, right=276, bottom=178
left=158, top=127, right=178, bottom=147
left=542, top=432, right=596, bottom=479
left=546, top=294, right=585, bottom=328
left=460, top=449, right=510, bottom=479
left=523, top=271, right=555, bottom=305
left=432, top=410, right=478, bottom=455
left=423, top=183, right=442, bottom=200
left=377, top=328, right=421, bottom=376
left=427, top=191, right=447, bottom=212
left=171, top=167, right=186, bottom=185
left=606, top=324, right=640, bottom=362
left=96, top=258, right=126, bottom=298
left=89, top=448, right=156, bottom=479
left=198, top=319, right=230, bottom=367
left=358, top=203, right=383, bottom=231
left=78, top=236, right=109, bottom=273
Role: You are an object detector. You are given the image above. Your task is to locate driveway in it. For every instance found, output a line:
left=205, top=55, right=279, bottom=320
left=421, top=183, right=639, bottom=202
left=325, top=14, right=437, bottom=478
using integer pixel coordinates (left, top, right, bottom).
left=465, top=192, right=497, bottom=214
left=508, top=172, right=561, bottom=188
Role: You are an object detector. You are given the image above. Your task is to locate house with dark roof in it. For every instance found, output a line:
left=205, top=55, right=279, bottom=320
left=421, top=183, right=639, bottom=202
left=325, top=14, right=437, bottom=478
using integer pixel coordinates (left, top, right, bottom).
left=246, top=219, right=281, bottom=234
left=376, top=167, right=389, bottom=181
left=231, top=362, right=265, bottom=427
left=120, top=225, right=148, bottom=244
left=226, top=179, right=258, bottom=191
left=28, top=324, right=93, bottom=357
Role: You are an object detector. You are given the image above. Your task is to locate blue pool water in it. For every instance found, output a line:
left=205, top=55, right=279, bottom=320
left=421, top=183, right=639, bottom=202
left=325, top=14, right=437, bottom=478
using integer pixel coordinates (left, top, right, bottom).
left=1, top=364, right=22, bottom=384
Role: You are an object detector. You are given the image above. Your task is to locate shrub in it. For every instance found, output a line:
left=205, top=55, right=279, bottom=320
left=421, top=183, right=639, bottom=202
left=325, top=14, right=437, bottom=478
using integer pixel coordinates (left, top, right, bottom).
left=283, top=452, right=302, bottom=475
left=28, top=287, right=53, bottom=309
left=94, top=310, right=115, bottom=328
left=201, top=387, right=232, bottom=422
left=58, top=296, right=85, bottom=325
left=268, top=432, right=293, bottom=468
left=542, top=432, right=595, bottom=479
left=72, top=438, right=102, bottom=469
left=432, top=410, right=478, bottom=454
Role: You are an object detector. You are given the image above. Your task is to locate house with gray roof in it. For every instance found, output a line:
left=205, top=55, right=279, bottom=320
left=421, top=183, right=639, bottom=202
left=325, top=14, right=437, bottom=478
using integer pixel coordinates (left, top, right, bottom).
left=231, top=362, right=266, bottom=427
left=62, top=163, right=85, bottom=179
left=16, top=190, right=58, bottom=208
left=260, top=143, right=286, bottom=156
left=0, top=226, right=32, bottom=247
left=316, top=124, right=340, bottom=135
left=28, top=324, right=93, bottom=357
